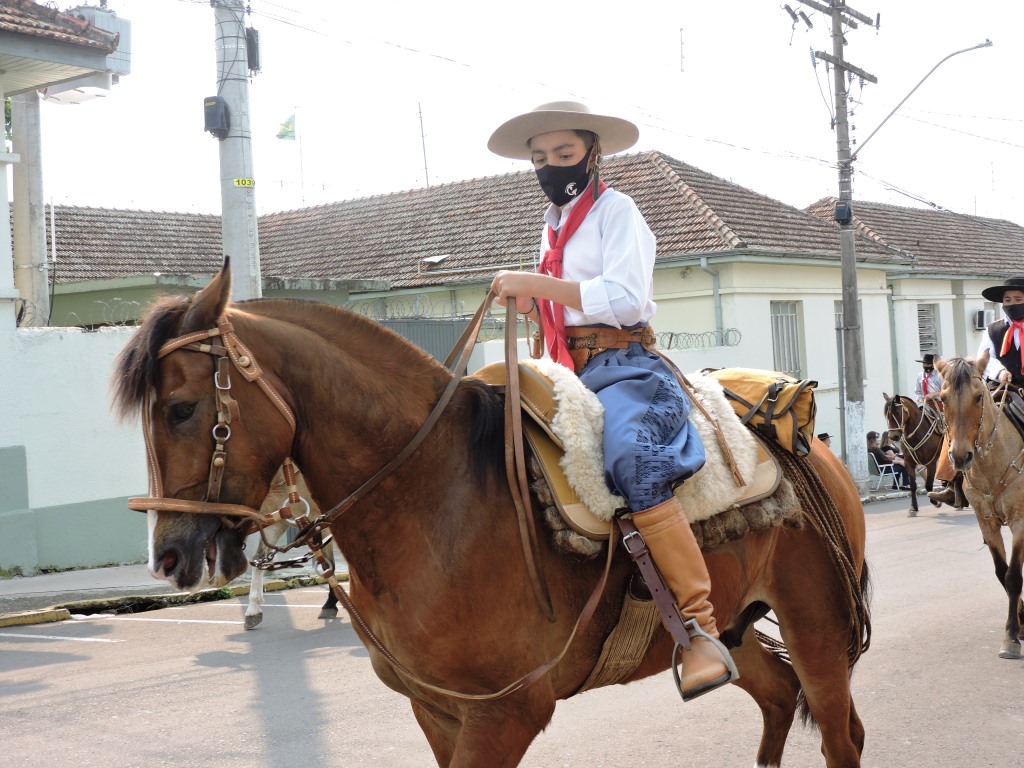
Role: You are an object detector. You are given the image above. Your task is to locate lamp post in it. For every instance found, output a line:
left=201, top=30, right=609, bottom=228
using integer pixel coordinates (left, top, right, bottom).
left=852, top=40, right=993, bottom=162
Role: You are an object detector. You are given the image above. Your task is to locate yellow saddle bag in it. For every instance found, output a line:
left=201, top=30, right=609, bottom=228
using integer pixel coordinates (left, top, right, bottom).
left=703, top=368, right=818, bottom=456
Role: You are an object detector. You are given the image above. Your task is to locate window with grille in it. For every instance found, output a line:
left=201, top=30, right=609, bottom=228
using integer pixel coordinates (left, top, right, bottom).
left=770, top=301, right=803, bottom=377
left=917, top=304, right=939, bottom=356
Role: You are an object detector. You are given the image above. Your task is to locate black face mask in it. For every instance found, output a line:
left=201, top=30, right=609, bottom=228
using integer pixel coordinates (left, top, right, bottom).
left=1005, top=303, right=1024, bottom=322
left=535, top=154, right=590, bottom=207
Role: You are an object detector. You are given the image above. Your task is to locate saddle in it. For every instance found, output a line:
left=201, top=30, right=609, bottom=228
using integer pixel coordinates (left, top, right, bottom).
left=472, top=360, right=782, bottom=540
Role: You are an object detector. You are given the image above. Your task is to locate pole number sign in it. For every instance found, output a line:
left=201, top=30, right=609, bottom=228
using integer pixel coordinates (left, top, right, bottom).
left=233, top=178, right=256, bottom=187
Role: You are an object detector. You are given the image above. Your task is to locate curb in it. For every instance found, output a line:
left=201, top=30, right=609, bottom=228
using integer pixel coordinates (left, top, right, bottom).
left=0, top=571, right=349, bottom=628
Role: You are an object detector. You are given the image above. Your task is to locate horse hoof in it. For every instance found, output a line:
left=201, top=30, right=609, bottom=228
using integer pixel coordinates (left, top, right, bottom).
left=318, top=609, right=339, bottom=620
left=244, top=614, right=263, bottom=630
left=998, top=641, right=1021, bottom=659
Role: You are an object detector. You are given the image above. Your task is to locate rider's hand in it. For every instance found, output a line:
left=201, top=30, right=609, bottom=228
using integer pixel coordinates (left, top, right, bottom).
left=491, top=270, right=538, bottom=314
left=999, top=369, right=1012, bottom=384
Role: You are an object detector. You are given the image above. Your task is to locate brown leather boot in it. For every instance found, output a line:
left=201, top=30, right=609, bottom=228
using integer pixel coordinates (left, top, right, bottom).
left=928, top=484, right=957, bottom=506
left=632, top=496, right=737, bottom=700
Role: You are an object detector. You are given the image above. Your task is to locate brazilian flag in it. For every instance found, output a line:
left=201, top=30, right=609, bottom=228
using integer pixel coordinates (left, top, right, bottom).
left=276, top=114, right=296, bottom=140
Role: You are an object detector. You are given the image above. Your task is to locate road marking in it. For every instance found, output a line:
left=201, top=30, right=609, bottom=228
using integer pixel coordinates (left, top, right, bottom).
left=0, top=631, right=124, bottom=643
left=109, top=617, right=242, bottom=625
left=205, top=603, right=331, bottom=608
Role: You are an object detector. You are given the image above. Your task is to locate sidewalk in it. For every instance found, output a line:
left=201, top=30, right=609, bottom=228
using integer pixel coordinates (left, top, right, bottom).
left=1, top=490, right=917, bottom=628
left=0, top=555, right=331, bottom=628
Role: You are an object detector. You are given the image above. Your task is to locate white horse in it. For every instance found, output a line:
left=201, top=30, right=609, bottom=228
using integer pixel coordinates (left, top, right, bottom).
left=244, top=469, right=342, bottom=629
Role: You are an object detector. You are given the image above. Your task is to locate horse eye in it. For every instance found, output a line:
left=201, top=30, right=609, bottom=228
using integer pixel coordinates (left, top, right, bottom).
left=170, top=403, right=197, bottom=423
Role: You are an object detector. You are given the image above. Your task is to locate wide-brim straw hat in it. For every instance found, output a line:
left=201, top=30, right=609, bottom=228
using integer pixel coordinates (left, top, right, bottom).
left=981, top=275, right=1024, bottom=303
left=487, top=101, right=639, bottom=160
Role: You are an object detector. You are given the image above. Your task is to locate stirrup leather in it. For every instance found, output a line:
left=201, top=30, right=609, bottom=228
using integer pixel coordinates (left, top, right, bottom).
left=672, top=618, right=741, bottom=702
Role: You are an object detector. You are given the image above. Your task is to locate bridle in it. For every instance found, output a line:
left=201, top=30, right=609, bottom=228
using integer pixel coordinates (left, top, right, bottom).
left=127, top=316, right=301, bottom=531
left=884, top=395, right=942, bottom=466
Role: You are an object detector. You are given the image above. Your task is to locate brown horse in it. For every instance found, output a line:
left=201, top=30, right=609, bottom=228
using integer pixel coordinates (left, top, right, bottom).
left=882, top=394, right=944, bottom=516
left=112, top=264, right=871, bottom=767
left=936, top=354, right=1024, bottom=660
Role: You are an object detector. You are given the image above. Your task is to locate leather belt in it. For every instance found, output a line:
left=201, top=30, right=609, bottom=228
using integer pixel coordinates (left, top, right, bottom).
left=564, top=324, right=656, bottom=374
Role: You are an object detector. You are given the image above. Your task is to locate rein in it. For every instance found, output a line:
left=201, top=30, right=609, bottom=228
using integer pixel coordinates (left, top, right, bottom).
left=129, top=294, right=618, bottom=701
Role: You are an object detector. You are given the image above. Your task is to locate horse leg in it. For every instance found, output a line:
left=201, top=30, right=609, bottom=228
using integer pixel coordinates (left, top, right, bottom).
left=925, top=465, right=939, bottom=507
left=974, top=513, right=1017, bottom=658
left=906, top=460, right=919, bottom=516
left=998, top=529, right=1024, bottom=659
left=729, top=623, right=801, bottom=767
left=771, top=557, right=862, bottom=766
left=411, top=701, right=459, bottom=767
left=446, top=697, right=554, bottom=768
left=244, top=521, right=286, bottom=629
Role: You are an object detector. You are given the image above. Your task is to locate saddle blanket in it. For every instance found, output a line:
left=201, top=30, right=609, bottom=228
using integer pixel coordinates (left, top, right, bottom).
left=473, top=358, right=781, bottom=538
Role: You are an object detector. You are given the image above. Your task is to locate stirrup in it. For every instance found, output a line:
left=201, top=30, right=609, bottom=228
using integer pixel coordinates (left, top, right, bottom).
left=672, top=618, right=741, bottom=702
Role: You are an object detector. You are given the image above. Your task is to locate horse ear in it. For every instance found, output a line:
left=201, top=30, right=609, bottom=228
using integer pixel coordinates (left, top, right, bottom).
left=976, top=349, right=990, bottom=375
left=935, top=358, right=948, bottom=376
left=883, top=392, right=890, bottom=401
left=181, top=258, right=232, bottom=333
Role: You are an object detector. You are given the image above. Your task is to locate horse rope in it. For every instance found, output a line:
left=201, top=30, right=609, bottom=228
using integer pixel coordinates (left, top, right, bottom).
left=887, top=396, right=943, bottom=467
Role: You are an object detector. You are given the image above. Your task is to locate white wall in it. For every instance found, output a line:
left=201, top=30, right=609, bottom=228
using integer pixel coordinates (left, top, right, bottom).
left=1, top=326, right=146, bottom=506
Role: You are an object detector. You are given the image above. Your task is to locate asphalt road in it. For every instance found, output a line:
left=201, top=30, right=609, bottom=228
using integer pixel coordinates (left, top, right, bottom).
left=1, top=497, right=1021, bottom=767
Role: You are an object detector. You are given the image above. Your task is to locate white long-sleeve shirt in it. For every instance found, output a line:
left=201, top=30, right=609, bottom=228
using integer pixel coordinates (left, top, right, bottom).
left=978, top=319, right=1021, bottom=381
left=540, top=187, right=656, bottom=329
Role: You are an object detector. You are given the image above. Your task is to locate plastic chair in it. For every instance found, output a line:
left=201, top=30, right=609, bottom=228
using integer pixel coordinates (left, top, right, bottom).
left=868, top=452, right=898, bottom=491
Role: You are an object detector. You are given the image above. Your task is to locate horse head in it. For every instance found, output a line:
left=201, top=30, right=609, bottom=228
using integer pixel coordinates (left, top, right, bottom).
left=882, top=392, right=907, bottom=442
left=936, top=353, right=991, bottom=472
left=113, top=262, right=294, bottom=591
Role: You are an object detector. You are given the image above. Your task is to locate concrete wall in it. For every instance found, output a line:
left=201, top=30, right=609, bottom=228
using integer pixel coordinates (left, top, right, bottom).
left=0, top=326, right=147, bottom=573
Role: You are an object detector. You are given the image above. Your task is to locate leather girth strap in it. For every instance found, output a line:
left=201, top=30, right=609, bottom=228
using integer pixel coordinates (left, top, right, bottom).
left=617, top=515, right=692, bottom=651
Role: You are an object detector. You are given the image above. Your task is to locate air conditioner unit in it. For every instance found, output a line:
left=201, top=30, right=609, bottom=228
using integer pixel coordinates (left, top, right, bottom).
left=974, top=308, right=996, bottom=331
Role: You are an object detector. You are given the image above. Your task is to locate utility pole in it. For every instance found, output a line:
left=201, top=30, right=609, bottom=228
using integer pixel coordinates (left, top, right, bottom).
left=802, top=0, right=878, bottom=493
left=10, top=92, right=48, bottom=326
left=212, top=0, right=261, bottom=299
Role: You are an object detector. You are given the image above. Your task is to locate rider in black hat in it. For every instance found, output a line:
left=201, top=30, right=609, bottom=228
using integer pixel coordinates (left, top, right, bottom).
left=979, top=275, right=1024, bottom=389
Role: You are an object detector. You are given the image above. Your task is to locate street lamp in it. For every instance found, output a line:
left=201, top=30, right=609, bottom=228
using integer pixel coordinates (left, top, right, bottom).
left=853, top=40, right=993, bottom=161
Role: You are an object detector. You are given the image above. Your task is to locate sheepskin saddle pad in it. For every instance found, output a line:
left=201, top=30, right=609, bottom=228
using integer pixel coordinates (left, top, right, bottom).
left=472, top=358, right=792, bottom=555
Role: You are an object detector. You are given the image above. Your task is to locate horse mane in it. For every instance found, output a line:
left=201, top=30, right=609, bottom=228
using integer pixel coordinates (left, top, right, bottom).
left=111, top=295, right=191, bottom=422
left=942, top=356, right=977, bottom=390
left=111, top=294, right=506, bottom=481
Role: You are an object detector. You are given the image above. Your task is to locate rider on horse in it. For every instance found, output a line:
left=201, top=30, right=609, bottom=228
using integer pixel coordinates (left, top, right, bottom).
left=488, top=101, right=735, bottom=700
left=930, top=275, right=1024, bottom=506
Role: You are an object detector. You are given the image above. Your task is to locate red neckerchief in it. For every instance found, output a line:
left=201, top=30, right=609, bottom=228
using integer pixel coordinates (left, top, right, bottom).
left=1001, top=319, right=1024, bottom=375
left=537, top=181, right=607, bottom=369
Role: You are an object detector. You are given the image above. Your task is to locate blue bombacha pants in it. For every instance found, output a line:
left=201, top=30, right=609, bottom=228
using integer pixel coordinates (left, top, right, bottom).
left=578, top=341, right=706, bottom=512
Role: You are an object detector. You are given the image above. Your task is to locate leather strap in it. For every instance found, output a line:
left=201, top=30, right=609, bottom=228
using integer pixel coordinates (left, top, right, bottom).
left=616, top=515, right=691, bottom=651
left=504, top=301, right=556, bottom=623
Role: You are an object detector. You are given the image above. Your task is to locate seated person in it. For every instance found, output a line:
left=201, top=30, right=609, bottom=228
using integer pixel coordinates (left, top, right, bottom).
left=867, top=431, right=911, bottom=489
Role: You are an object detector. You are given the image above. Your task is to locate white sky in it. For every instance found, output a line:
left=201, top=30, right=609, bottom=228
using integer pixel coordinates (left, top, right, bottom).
left=27, top=0, right=1024, bottom=226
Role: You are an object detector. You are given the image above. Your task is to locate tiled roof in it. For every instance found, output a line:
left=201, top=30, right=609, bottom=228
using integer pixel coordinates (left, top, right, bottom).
left=257, top=151, right=903, bottom=290
left=805, top=197, right=1024, bottom=278
left=0, top=0, right=119, bottom=52
left=44, top=208, right=221, bottom=284
left=30, top=151, right=907, bottom=289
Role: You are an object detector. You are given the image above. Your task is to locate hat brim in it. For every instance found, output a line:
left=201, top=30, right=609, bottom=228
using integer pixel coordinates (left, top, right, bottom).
left=488, top=108, right=639, bottom=160
left=982, top=276, right=1024, bottom=303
